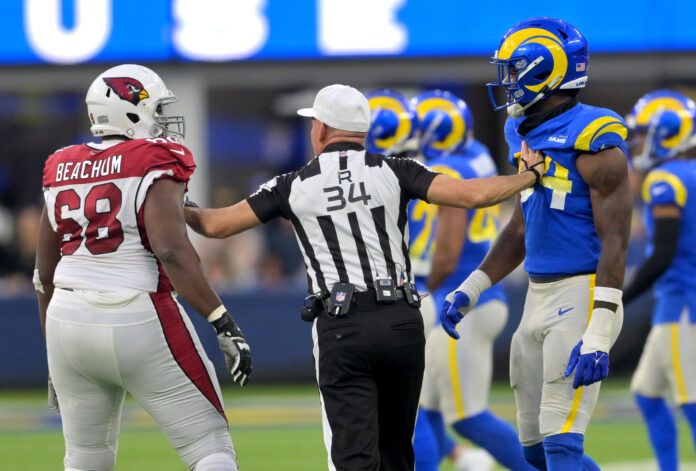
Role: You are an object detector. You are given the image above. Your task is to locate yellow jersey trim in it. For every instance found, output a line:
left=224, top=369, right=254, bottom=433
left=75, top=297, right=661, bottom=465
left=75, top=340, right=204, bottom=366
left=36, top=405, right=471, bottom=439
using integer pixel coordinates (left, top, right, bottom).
left=561, top=274, right=596, bottom=433
left=575, top=117, right=628, bottom=152
left=671, top=324, right=689, bottom=403
left=448, top=336, right=466, bottom=420
left=642, top=170, right=687, bottom=207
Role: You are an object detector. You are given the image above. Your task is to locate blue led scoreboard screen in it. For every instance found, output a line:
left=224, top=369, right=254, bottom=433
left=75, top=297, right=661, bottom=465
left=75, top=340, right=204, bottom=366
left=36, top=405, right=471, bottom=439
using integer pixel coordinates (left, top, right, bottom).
left=2, top=0, right=695, bottom=65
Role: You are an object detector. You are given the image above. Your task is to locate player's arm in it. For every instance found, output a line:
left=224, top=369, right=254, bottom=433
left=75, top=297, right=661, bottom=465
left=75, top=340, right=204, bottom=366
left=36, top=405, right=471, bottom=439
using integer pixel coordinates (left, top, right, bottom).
left=439, top=196, right=526, bottom=339
left=564, top=146, right=632, bottom=388
left=428, top=172, right=535, bottom=209
left=428, top=141, right=545, bottom=209
left=145, top=179, right=252, bottom=385
left=145, top=179, right=224, bottom=316
left=184, top=200, right=262, bottom=239
left=579, top=147, right=632, bottom=290
left=623, top=205, right=680, bottom=304
left=35, top=205, right=61, bottom=411
left=35, top=205, right=60, bottom=335
left=427, top=206, right=467, bottom=292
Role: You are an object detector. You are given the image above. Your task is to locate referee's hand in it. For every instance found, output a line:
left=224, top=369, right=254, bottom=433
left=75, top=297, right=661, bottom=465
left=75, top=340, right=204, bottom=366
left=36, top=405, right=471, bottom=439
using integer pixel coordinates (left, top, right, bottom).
left=519, top=141, right=547, bottom=183
left=211, top=312, right=253, bottom=386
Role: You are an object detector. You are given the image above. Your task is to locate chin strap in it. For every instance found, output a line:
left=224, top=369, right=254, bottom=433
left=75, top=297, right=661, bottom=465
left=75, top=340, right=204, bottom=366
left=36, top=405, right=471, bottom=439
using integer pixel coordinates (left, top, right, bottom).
left=507, top=76, right=562, bottom=119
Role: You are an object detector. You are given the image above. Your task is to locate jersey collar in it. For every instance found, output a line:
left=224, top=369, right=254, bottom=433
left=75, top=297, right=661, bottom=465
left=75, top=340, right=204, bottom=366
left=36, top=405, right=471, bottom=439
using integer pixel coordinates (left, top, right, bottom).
left=322, top=142, right=365, bottom=153
left=518, top=98, right=579, bottom=137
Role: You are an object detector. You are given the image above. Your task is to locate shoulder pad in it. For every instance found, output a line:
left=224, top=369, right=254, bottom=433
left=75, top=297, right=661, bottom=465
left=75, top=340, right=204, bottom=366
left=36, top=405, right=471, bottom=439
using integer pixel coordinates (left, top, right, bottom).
left=572, top=107, right=628, bottom=154
left=42, top=145, right=81, bottom=188
left=134, top=138, right=196, bottom=181
left=642, top=168, right=687, bottom=207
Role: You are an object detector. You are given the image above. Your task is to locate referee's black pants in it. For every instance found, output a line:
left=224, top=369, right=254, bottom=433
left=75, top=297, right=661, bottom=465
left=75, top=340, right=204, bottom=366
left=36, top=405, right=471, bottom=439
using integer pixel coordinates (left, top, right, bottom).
left=312, top=295, right=425, bottom=471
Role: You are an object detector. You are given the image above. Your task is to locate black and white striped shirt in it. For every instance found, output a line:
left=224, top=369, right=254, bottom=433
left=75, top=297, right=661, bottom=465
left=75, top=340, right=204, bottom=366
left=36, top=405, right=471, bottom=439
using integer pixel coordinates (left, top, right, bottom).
left=247, top=142, right=439, bottom=293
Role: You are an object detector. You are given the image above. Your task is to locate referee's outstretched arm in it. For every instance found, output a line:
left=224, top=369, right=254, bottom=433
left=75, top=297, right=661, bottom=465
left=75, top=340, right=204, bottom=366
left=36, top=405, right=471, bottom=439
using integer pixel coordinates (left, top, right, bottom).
left=185, top=141, right=545, bottom=238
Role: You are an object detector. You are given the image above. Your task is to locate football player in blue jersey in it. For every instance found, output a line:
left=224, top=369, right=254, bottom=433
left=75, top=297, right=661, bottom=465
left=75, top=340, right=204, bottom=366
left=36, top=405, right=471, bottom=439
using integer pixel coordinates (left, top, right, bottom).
left=623, top=90, right=696, bottom=471
left=441, top=17, right=632, bottom=470
left=409, top=90, right=533, bottom=471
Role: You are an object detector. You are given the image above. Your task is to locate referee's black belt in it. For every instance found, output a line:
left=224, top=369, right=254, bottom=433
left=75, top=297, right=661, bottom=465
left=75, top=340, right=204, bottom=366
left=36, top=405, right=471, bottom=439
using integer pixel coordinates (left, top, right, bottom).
left=352, top=287, right=405, bottom=310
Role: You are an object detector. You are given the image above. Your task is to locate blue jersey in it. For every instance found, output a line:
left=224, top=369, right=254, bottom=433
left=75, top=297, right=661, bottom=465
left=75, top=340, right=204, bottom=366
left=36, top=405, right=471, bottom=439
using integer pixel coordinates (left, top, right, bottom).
left=505, top=103, right=629, bottom=277
left=408, top=139, right=506, bottom=309
left=642, top=159, right=696, bottom=324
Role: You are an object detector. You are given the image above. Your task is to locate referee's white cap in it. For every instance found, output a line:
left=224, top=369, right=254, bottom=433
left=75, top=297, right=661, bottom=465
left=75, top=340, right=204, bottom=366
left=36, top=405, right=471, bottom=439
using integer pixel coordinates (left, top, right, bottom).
left=297, top=84, right=370, bottom=132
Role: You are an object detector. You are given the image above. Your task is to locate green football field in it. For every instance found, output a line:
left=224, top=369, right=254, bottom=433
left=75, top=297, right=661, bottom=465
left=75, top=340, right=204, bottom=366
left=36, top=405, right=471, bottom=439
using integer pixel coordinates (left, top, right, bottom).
left=1, top=379, right=695, bottom=470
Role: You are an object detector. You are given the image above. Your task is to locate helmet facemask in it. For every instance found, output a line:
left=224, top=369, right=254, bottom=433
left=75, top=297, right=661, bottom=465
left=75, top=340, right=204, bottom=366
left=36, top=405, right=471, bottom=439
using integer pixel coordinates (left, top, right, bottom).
left=152, top=96, right=185, bottom=139
left=488, top=52, right=562, bottom=118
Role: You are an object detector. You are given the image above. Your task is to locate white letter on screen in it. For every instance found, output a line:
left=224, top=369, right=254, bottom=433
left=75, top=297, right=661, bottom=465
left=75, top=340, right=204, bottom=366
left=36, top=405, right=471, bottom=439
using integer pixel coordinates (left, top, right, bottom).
left=25, top=0, right=112, bottom=64
left=173, top=0, right=268, bottom=61
left=318, top=0, right=406, bottom=55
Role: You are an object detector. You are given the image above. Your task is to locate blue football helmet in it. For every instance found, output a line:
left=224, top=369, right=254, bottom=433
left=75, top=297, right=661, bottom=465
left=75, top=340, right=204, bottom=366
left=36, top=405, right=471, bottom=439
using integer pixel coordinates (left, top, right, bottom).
left=410, top=90, right=473, bottom=160
left=488, top=17, right=589, bottom=118
left=626, top=90, right=696, bottom=170
left=366, top=89, right=415, bottom=155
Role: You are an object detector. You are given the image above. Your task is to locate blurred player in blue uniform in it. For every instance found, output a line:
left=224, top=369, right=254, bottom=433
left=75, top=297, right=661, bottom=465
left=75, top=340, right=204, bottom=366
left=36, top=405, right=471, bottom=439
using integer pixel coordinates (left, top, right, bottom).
left=623, top=90, right=696, bottom=471
left=441, top=18, right=631, bottom=470
left=410, top=90, right=532, bottom=471
left=368, top=89, right=532, bottom=470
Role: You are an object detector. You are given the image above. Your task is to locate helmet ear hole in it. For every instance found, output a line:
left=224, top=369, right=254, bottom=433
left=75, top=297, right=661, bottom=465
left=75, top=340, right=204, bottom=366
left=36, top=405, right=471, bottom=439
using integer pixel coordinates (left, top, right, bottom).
left=127, top=113, right=140, bottom=124
left=106, top=88, right=111, bottom=98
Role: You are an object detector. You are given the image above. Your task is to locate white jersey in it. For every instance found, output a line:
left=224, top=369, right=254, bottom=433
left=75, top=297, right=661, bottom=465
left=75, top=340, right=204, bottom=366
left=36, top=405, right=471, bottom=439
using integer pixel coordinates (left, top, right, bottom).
left=42, top=137, right=195, bottom=292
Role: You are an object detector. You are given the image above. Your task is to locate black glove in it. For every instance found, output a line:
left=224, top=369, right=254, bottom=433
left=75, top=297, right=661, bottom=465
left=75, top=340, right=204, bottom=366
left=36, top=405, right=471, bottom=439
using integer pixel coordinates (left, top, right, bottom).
left=211, top=313, right=252, bottom=386
left=183, top=196, right=199, bottom=208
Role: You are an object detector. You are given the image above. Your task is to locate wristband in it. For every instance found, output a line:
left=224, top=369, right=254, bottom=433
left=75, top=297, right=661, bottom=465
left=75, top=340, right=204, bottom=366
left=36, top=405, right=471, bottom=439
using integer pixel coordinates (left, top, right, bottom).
left=593, top=286, right=623, bottom=310
left=207, top=305, right=227, bottom=323
left=581, top=287, right=623, bottom=354
left=525, top=167, right=541, bottom=185
left=455, top=269, right=492, bottom=301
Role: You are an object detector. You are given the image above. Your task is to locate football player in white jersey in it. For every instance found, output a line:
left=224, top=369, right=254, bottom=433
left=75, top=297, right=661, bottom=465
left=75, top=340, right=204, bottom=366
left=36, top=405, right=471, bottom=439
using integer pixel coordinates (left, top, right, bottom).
left=35, top=64, right=251, bottom=471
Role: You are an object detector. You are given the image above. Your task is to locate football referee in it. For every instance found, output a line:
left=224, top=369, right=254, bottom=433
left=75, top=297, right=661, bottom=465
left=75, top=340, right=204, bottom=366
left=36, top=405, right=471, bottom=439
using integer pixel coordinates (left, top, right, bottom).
left=184, top=84, right=545, bottom=470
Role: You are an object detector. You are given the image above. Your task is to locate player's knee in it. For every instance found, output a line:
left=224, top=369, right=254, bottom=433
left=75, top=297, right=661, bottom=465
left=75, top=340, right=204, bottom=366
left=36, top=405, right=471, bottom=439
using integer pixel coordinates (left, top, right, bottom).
left=64, top=444, right=116, bottom=471
left=178, top=429, right=235, bottom=470
left=194, top=452, right=238, bottom=471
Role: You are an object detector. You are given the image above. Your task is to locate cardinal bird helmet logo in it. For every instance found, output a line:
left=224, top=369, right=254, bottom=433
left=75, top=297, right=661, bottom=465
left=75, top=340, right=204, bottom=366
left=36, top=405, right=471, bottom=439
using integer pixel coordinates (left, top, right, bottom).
left=102, top=77, right=150, bottom=106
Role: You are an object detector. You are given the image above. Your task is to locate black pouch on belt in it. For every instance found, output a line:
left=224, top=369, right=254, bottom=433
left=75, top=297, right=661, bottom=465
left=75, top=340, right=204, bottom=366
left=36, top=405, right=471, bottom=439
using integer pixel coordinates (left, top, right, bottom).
left=301, top=293, right=325, bottom=322
left=403, top=280, right=421, bottom=308
left=327, top=282, right=355, bottom=317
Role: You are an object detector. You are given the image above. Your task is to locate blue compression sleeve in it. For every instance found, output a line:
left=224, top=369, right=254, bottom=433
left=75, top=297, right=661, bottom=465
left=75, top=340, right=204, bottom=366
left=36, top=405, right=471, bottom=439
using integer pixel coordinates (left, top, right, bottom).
left=636, top=394, right=677, bottom=471
left=413, top=409, right=440, bottom=471
left=581, top=454, right=600, bottom=471
left=419, top=408, right=456, bottom=459
left=681, top=402, right=696, bottom=452
left=525, top=441, right=598, bottom=470
left=543, top=433, right=583, bottom=470
left=453, top=410, right=535, bottom=470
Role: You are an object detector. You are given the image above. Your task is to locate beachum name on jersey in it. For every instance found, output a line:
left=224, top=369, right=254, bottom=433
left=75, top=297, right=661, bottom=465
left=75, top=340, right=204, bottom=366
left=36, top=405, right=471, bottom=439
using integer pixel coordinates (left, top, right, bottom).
left=55, top=154, right=123, bottom=182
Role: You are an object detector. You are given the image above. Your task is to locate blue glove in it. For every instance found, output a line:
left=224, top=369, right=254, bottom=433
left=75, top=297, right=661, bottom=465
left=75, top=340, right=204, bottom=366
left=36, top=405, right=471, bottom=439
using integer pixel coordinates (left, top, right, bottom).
left=564, top=340, right=609, bottom=389
left=440, top=292, right=470, bottom=339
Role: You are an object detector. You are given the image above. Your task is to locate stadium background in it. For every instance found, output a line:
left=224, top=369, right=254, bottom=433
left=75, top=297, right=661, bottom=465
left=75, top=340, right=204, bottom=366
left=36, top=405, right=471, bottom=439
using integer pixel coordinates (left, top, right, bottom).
left=1, top=0, right=696, bottom=469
